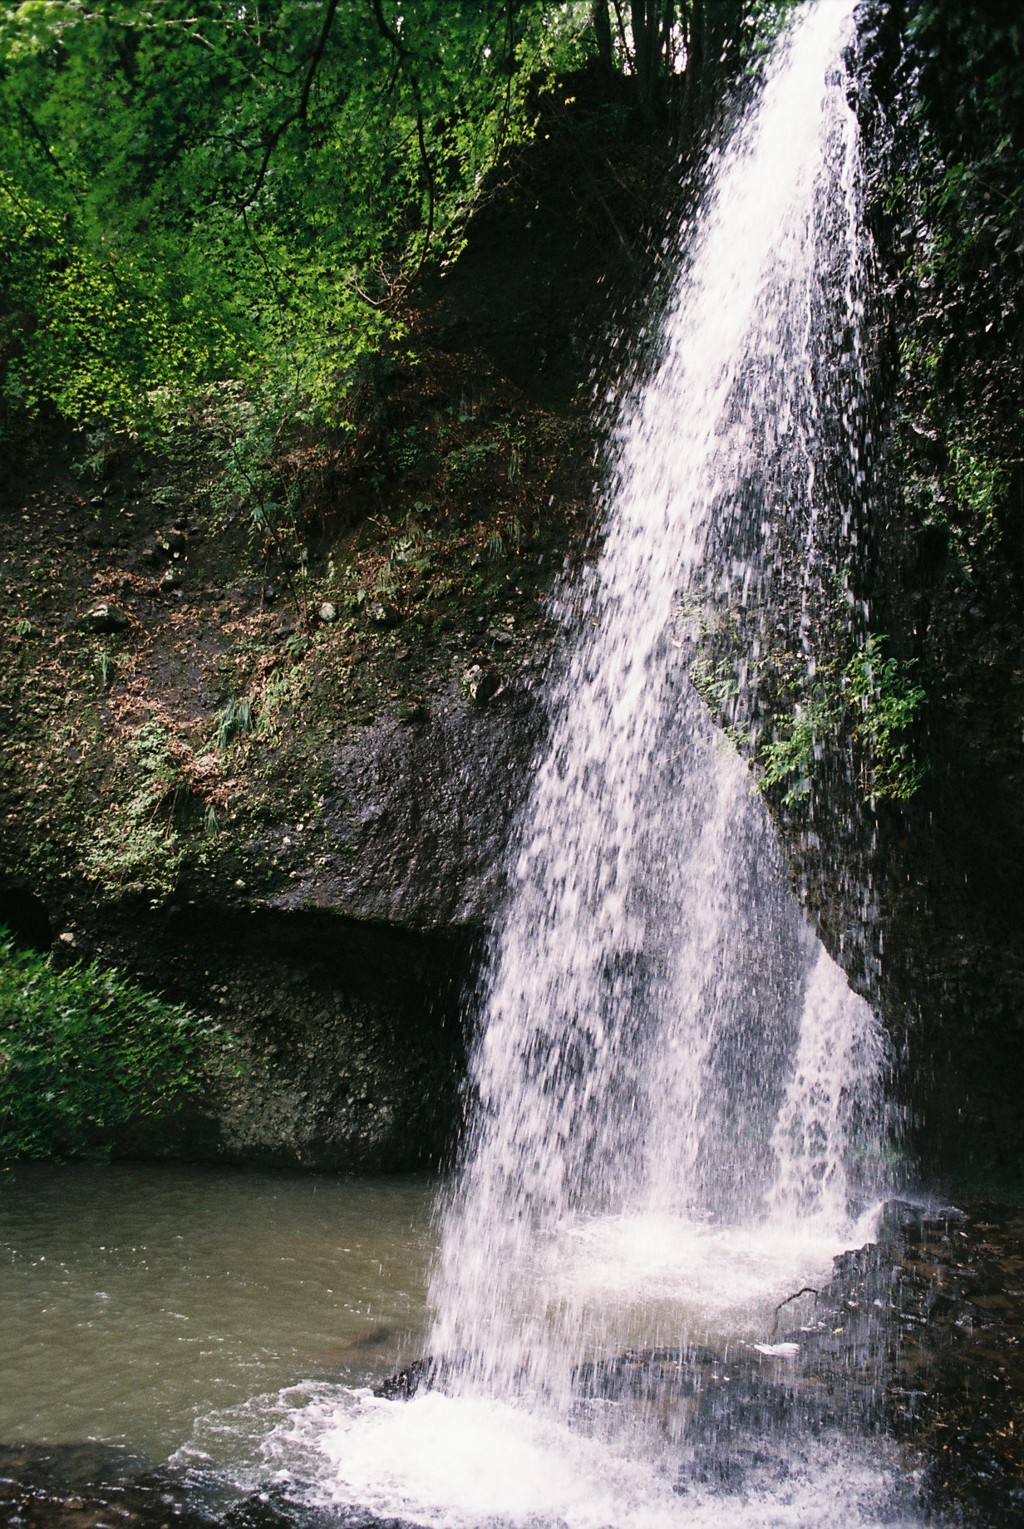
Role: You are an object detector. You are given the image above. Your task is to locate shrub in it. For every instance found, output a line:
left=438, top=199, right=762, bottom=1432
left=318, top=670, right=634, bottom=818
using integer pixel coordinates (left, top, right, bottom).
left=0, top=929, right=223, bottom=1160
left=757, top=636, right=927, bottom=806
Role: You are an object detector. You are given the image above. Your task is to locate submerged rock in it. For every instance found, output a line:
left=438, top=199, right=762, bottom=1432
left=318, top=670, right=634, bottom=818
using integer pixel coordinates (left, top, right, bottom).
left=0, top=1443, right=215, bottom=1529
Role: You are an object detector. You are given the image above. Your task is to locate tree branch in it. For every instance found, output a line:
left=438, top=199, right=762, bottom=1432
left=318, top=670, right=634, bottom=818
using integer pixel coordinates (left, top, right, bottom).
left=13, top=100, right=72, bottom=186
left=247, top=0, right=340, bottom=204
left=368, top=0, right=437, bottom=297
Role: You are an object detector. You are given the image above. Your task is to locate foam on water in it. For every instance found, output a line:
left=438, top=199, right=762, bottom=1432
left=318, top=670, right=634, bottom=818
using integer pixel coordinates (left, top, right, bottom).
left=548, top=1200, right=882, bottom=1337
left=425, top=0, right=887, bottom=1415
left=247, top=1384, right=922, bottom=1529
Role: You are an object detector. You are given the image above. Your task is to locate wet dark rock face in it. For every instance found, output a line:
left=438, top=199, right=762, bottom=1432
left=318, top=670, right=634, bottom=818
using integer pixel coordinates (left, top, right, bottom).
left=21, top=681, right=545, bottom=1171
left=95, top=905, right=474, bottom=1172
left=0, top=1443, right=310, bottom=1529
left=656, top=1199, right=1024, bottom=1523
left=750, top=0, right=1024, bottom=1193
left=579, top=1201, right=1024, bottom=1524
left=296, top=681, right=545, bottom=932
left=0, top=1443, right=211, bottom=1529
left=874, top=1204, right=1024, bottom=1524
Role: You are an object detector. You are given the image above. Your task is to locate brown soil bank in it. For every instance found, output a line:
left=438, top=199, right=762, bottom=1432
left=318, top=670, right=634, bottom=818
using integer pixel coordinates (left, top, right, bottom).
left=0, top=91, right=664, bottom=1170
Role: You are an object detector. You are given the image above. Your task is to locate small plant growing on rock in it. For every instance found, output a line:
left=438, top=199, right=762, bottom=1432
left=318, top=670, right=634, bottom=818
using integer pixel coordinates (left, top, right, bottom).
left=758, top=636, right=927, bottom=806
left=214, top=697, right=253, bottom=753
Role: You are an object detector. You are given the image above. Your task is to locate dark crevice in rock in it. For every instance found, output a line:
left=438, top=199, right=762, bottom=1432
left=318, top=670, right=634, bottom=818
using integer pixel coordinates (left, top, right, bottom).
left=78, top=904, right=479, bottom=1172
left=0, top=884, right=53, bottom=951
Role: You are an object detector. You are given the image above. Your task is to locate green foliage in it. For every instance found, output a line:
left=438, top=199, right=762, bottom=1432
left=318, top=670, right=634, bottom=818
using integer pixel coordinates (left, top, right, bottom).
left=844, top=636, right=928, bottom=801
left=93, top=648, right=115, bottom=690
left=84, top=721, right=187, bottom=895
left=445, top=438, right=499, bottom=486
left=757, top=700, right=831, bottom=807
left=214, top=696, right=253, bottom=753
left=0, top=0, right=576, bottom=436
left=897, top=3, right=1024, bottom=567
left=758, top=636, right=927, bottom=806
left=0, top=0, right=800, bottom=440
left=689, top=653, right=740, bottom=714
left=948, top=442, right=1003, bottom=529
left=583, top=1, right=799, bottom=124
left=284, top=632, right=311, bottom=663
left=0, top=928, right=222, bottom=1159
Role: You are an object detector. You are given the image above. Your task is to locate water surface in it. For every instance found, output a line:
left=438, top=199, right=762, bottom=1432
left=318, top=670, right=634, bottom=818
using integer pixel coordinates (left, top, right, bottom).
left=0, top=1163, right=434, bottom=1463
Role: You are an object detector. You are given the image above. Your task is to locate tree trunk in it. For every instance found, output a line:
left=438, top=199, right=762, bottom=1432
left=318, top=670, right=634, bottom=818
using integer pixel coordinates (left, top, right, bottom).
left=630, top=0, right=662, bottom=120
left=592, top=0, right=615, bottom=83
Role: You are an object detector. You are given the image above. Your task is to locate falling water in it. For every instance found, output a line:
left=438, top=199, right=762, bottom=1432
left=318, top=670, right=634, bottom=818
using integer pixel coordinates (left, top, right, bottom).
left=427, top=0, right=886, bottom=1408
left=304, top=2, right=917, bottom=1523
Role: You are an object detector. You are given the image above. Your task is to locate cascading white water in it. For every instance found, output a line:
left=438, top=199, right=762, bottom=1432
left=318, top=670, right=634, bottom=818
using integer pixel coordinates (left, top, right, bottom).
left=300, top=4, right=924, bottom=1524
left=425, top=0, right=886, bottom=1412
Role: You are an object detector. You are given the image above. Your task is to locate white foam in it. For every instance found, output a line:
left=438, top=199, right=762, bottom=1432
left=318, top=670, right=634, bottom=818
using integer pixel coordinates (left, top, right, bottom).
left=427, top=0, right=887, bottom=1408
left=254, top=1386, right=923, bottom=1529
left=225, top=4, right=925, bottom=1524
left=551, top=1211, right=865, bottom=1335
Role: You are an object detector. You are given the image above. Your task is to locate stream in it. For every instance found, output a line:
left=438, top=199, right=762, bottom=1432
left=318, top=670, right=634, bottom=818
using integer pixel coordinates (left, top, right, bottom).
left=2, top=1165, right=1024, bottom=1526
left=0, top=1162, right=922, bottom=1527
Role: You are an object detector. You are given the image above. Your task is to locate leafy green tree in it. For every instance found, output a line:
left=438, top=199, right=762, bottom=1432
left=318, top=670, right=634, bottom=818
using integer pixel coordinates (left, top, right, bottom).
left=0, top=0, right=790, bottom=439
left=0, top=1, right=568, bottom=432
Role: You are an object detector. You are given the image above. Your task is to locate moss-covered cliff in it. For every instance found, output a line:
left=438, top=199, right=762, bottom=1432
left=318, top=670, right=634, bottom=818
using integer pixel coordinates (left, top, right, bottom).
left=0, top=93, right=667, bottom=1167
left=851, top=0, right=1024, bottom=1188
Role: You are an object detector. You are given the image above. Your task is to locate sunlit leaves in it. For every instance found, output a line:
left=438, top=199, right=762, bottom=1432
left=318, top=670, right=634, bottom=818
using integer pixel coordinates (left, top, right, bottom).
left=0, top=0, right=786, bottom=435
left=758, top=636, right=927, bottom=806
left=0, top=1, right=565, bottom=432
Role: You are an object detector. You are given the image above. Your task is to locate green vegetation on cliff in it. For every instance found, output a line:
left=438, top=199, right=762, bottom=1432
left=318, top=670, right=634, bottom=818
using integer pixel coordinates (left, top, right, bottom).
left=0, top=929, right=225, bottom=1159
left=899, top=1, right=1023, bottom=574
left=0, top=0, right=807, bottom=925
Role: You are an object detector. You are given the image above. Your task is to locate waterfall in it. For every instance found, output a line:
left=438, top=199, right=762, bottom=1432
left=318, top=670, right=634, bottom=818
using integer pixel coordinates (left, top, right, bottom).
left=426, top=0, right=886, bottom=1412
left=303, top=3, right=917, bottom=1523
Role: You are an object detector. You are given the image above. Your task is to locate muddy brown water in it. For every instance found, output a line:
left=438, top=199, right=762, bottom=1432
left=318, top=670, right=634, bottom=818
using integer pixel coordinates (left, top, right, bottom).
left=0, top=1163, right=435, bottom=1466
left=5, top=1166, right=1024, bottom=1528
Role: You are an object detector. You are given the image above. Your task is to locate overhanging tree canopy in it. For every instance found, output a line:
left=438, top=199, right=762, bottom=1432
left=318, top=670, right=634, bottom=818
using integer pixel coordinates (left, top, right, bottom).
left=0, top=0, right=793, bottom=438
